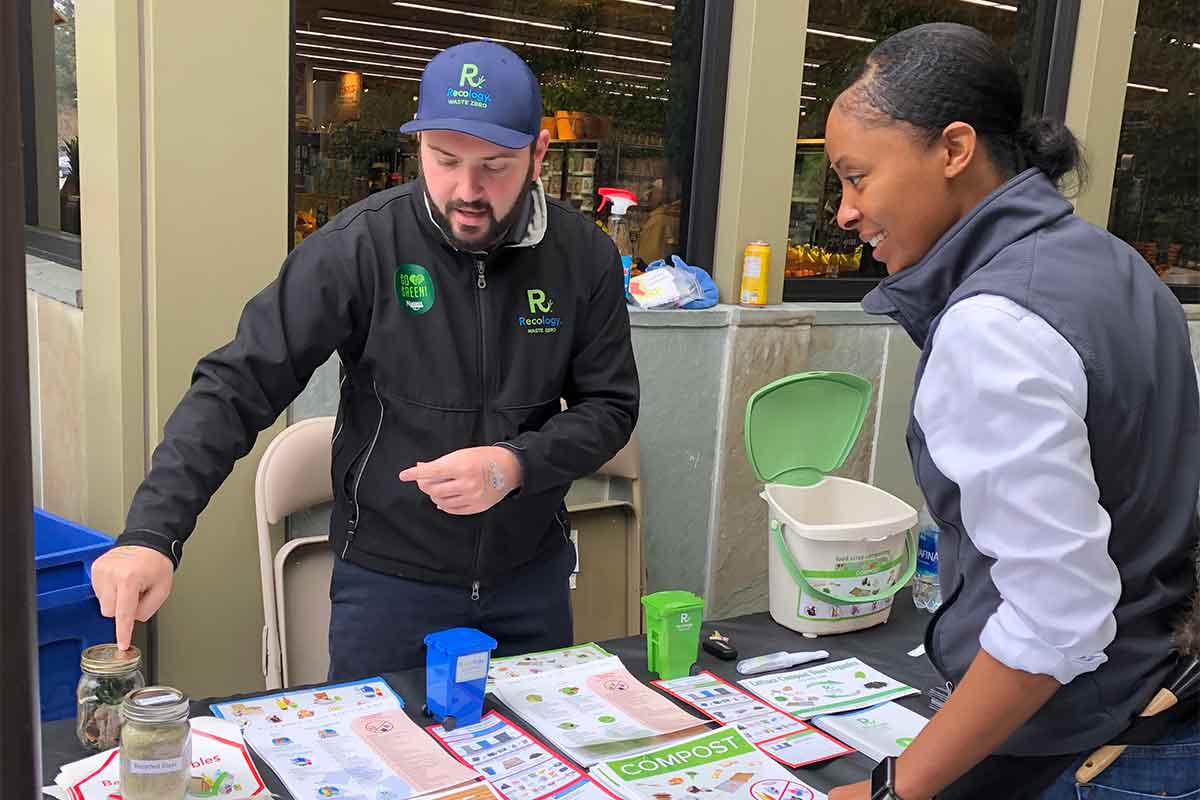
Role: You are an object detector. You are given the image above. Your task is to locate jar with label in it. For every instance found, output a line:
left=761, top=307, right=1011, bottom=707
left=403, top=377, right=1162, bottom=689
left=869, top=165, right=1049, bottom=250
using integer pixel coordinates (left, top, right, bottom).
left=119, top=686, right=192, bottom=800
left=76, top=644, right=145, bottom=751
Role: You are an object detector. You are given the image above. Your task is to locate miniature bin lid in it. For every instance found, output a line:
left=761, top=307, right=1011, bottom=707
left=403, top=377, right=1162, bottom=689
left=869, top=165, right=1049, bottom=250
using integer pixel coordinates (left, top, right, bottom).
left=424, top=627, right=498, bottom=657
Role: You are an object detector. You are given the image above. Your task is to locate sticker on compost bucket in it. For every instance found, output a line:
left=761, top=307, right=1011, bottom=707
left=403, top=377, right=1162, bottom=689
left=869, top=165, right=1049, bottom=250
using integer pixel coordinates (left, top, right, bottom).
left=794, top=551, right=906, bottom=622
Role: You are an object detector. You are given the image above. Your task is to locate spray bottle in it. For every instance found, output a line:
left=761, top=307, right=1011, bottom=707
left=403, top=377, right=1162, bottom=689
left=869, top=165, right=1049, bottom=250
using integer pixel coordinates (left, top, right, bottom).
left=597, top=188, right=638, bottom=295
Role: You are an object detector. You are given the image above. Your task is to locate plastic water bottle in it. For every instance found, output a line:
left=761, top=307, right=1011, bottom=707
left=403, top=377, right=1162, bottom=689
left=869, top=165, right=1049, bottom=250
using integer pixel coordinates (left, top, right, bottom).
left=912, top=504, right=942, bottom=612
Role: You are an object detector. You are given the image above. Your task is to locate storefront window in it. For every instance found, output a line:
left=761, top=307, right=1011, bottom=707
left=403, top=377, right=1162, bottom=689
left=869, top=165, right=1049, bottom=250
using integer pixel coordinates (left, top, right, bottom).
left=784, top=1, right=1058, bottom=301
left=20, top=0, right=83, bottom=266
left=291, top=0, right=708, bottom=266
left=1107, top=1, right=1199, bottom=297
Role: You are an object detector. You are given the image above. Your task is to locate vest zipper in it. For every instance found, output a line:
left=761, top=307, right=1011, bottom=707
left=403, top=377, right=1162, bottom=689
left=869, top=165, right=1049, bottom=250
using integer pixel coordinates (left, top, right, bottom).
left=472, top=257, right=488, bottom=600
left=923, top=574, right=963, bottom=680
left=343, top=380, right=384, bottom=559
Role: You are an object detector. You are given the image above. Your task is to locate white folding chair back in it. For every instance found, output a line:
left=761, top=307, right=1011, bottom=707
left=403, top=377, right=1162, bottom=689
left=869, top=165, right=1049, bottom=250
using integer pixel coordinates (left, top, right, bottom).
left=255, top=416, right=335, bottom=689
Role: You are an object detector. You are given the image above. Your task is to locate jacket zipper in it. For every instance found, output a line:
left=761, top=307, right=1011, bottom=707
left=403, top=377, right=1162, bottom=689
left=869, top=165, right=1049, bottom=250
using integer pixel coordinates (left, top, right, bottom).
left=343, top=380, right=384, bottom=559
left=556, top=507, right=570, bottom=544
left=471, top=257, right=488, bottom=602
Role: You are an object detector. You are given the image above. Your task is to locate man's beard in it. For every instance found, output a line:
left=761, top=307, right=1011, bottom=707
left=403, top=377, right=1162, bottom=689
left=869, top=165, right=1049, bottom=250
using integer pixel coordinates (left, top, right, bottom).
left=426, top=159, right=535, bottom=252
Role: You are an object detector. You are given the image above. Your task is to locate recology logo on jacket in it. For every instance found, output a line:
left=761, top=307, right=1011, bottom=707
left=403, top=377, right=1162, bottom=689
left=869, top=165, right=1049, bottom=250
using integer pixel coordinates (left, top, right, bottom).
left=517, top=289, right=562, bottom=334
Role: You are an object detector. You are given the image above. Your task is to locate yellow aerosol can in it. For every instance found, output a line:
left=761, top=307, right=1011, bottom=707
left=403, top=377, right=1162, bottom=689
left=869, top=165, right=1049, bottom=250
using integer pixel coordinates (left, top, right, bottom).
left=739, top=241, right=771, bottom=306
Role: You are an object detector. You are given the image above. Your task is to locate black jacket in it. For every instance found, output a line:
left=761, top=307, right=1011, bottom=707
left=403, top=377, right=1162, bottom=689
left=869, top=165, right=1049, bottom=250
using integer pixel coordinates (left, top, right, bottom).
left=118, top=181, right=640, bottom=590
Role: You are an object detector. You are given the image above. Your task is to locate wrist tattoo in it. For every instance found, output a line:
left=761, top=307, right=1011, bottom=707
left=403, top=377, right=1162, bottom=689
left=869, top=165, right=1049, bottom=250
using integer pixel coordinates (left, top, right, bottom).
left=487, top=461, right=506, bottom=492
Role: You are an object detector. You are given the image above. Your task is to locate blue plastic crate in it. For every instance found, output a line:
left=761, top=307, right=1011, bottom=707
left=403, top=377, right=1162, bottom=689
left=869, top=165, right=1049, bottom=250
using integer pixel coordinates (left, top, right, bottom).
left=35, top=508, right=116, bottom=721
left=36, top=508, right=114, bottom=611
left=39, top=599, right=116, bottom=721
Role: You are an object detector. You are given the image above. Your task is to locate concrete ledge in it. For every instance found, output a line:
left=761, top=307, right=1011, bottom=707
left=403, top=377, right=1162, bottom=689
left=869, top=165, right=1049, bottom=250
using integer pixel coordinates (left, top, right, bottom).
left=630, top=302, right=890, bottom=328
left=729, top=304, right=816, bottom=328
left=630, top=306, right=733, bottom=328
left=26, top=254, right=83, bottom=308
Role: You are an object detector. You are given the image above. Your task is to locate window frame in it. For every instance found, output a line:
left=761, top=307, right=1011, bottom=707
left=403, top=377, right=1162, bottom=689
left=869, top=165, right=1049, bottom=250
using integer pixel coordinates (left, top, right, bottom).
left=18, top=0, right=84, bottom=270
left=285, top=0, right=733, bottom=274
left=784, top=0, right=1083, bottom=304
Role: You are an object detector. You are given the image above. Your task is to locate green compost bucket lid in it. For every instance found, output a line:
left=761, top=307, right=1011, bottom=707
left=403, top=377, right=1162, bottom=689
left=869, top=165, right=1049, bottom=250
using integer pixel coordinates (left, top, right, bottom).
left=743, top=371, right=872, bottom=487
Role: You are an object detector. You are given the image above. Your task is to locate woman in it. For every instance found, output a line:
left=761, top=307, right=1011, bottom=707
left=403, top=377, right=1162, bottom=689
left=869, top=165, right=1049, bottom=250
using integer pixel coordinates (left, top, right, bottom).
left=822, top=23, right=1200, bottom=800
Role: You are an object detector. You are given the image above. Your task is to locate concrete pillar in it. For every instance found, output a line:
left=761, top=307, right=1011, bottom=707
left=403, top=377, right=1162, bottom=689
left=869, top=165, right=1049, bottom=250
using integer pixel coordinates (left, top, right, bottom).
left=1064, top=0, right=1139, bottom=226
left=78, top=0, right=290, bottom=695
left=711, top=0, right=810, bottom=305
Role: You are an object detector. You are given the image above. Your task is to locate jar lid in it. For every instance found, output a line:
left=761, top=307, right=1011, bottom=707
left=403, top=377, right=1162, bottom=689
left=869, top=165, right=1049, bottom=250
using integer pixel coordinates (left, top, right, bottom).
left=80, top=644, right=142, bottom=676
left=122, top=686, right=190, bottom=725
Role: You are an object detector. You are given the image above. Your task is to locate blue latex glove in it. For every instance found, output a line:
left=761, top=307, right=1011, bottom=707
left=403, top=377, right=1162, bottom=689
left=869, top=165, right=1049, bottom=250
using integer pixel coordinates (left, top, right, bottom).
left=646, top=255, right=719, bottom=309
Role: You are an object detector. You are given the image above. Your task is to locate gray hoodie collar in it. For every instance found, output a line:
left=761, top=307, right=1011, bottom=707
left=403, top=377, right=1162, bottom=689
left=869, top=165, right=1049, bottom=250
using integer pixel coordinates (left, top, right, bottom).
left=422, top=180, right=548, bottom=255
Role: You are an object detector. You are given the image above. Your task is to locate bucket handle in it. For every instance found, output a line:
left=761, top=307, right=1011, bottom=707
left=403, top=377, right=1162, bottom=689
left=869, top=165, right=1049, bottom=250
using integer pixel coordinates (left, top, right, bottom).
left=771, top=521, right=917, bottom=606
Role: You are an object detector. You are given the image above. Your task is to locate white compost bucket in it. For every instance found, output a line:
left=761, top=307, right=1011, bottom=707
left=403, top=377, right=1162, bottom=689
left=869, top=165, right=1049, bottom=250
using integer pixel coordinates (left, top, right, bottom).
left=763, top=478, right=916, bottom=636
left=743, top=371, right=917, bottom=637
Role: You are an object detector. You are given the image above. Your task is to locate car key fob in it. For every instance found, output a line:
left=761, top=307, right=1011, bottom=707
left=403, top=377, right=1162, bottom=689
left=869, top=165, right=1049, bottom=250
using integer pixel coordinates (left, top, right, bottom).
left=702, top=631, right=738, bottom=660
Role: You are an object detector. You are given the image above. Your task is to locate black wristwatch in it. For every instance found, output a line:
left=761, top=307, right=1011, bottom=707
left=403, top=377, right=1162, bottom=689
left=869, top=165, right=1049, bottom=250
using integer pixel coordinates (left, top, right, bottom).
left=871, top=756, right=904, bottom=800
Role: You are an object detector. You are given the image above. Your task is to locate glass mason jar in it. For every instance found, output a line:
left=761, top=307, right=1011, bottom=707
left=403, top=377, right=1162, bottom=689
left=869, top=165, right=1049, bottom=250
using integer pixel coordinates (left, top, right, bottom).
left=76, top=644, right=145, bottom=751
left=119, top=686, right=192, bottom=800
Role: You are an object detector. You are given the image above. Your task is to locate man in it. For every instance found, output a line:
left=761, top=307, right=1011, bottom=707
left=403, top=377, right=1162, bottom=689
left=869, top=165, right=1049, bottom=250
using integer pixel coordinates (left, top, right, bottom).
left=89, top=41, right=639, bottom=679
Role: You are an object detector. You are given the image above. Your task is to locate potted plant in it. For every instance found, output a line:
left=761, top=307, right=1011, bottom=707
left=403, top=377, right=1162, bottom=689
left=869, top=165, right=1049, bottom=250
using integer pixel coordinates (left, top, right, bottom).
left=59, top=137, right=81, bottom=235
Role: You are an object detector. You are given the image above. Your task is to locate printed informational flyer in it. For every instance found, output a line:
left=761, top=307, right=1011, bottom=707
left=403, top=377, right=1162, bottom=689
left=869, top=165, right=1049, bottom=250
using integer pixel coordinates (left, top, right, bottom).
left=428, top=710, right=620, bottom=800
left=811, top=702, right=928, bottom=762
left=212, top=678, right=477, bottom=800
left=492, top=656, right=708, bottom=767
left=52, top=716, right=267, bottom=800
left=211, top=678, right=404, bottom=732
left=590, top=726, right=826, bottom=800
left=653, top=672, right=852, bottom=767
left=424, top=780, right=508, bottom=800
left=489, top=643, right=614, bottom=689
left=739, top=658, right=919, bottom=719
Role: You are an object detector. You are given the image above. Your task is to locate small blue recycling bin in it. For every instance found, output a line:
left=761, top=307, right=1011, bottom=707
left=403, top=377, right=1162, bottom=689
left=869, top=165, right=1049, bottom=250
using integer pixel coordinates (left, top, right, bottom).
left=34, top=508, right=116, bottom=721
left=423, top=627, right=497, bottom=730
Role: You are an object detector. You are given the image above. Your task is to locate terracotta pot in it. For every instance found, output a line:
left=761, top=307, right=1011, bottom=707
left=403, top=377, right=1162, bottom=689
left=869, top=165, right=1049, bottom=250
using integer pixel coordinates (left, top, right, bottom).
left=582, top=113, right=610, bottom=140
left=555, top=110, right=585, bottom=140
left=541, top=116, right=557, bottom=137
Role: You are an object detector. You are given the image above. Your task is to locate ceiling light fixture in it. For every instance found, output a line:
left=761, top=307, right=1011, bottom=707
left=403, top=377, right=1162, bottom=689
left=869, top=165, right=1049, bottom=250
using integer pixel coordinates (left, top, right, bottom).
left=957, top=0, right=1018, bottom=11
left=313, top=65, right=422, bottom=83
left=615, top=0, right=675, bottom=10
left=806, top=27, right=875, bottom=44
left=390, top=1, right=671, bottom=47
left=297, top=29, right=443, bottom=53
left=595, top=67, right=665, bottom=81
left=298, top=42, right=432, bottom=63
left=322, top=14, right=671, bottom=66
left=299, top=52, right=426, bottom=72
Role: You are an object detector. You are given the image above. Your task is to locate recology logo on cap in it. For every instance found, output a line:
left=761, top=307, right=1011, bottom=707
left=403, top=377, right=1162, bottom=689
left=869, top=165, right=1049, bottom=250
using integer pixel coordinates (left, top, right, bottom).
left=400, top=41, right=542, bottom=149
left=446, top=63, right=491, bottom=109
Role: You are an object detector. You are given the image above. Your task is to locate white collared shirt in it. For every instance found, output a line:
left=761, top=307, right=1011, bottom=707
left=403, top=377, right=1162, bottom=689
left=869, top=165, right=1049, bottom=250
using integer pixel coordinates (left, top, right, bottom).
left=914, top=294, right=1121, bottom=684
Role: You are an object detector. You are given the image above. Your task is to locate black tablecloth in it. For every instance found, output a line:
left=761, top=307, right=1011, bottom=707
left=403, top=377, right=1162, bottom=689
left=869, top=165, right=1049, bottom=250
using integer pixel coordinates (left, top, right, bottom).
left=42, top=591, right=938, bottom=796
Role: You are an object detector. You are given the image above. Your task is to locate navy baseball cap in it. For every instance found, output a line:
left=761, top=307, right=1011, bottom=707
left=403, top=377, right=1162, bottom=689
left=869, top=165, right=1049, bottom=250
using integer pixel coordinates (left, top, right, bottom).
left=400, top=41, right=542, bottom=149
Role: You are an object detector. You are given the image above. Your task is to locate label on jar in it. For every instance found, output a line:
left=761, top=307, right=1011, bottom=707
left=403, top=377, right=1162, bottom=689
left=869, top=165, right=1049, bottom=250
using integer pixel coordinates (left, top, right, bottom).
left=126, top=756, right=187, bottom=774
